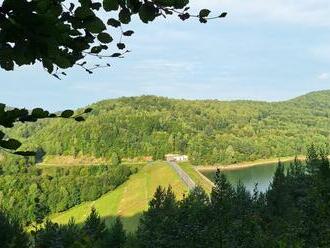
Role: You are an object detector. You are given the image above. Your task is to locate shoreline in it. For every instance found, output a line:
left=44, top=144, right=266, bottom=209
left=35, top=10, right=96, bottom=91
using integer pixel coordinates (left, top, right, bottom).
left=196, top=156, right=305, bottom=172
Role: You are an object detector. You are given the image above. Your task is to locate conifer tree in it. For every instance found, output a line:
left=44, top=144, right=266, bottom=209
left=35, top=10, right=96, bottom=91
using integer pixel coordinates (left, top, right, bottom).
left=105, top=217, right=127, bottom=248
left=82, top=207, right=106, bottom=243
left=137, top=186, right=178, bottom=248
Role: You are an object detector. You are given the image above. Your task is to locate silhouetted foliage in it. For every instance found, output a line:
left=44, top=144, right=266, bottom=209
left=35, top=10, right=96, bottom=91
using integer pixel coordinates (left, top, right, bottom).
left=35, top=210, right=107, bottom=248
left=0, top=0, right=226, bottom=75
left=105, top=217, right=127, bottom=248
left=0, top=105, right=92, bottom=156
left=136, top=146, right=330, bottom=247
left=35, top=209, right=125, bottom=247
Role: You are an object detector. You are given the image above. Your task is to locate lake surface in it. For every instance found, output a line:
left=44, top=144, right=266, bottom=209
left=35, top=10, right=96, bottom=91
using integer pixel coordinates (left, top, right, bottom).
left=201, top=162, right=292, bottom=193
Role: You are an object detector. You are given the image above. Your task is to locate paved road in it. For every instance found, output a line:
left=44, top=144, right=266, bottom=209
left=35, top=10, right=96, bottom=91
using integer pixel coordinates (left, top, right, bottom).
left=167, top=162, right=196, bottom=190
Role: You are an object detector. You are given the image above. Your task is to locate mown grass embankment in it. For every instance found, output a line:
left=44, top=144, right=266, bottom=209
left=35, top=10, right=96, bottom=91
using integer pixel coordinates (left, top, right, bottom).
left=178, top=162, right=214, bottom=193
left=50, top=162, right=187, bottom=233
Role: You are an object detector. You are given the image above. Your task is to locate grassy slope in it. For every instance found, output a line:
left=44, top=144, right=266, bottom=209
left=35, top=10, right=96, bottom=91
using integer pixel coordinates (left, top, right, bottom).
left=50, top=162, right=187, bottom=233
left=178, top=162, right=213, bottom=193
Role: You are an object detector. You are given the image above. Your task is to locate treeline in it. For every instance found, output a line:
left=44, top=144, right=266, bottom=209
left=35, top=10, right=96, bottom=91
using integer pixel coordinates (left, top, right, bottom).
left=0, top=208, right=127, bottom=248
left=136, top=146, right=330, bottom=247
left=0, top=155, right=132, bottom=224
left=7, top=91, right=330, bottom=165
left=2, top=146, right=330, bottom=247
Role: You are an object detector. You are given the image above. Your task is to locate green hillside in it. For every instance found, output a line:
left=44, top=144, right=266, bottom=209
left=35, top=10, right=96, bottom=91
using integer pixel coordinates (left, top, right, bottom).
left=7, top=90, right=330, bottom=165
left=50, top=162, right=188, bottom=232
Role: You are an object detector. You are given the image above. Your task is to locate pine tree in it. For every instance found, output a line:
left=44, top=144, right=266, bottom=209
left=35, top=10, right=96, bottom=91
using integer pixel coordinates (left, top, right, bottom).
left=137, top=186, right=178, bottom=248
left=210, top=169, right=234, bottom=206
left=266, top=162, right=287, bottom=217
left=209, top=169, right=234, bottom=247
left=176, top=186, right=211, bottom=247
left=105, top=217, right=127, bottom=248
left=61, top=218, right=82, bottom=247
left=82, top=207, right=106, bottom=243
left=306, top=144, right=320, bottom=174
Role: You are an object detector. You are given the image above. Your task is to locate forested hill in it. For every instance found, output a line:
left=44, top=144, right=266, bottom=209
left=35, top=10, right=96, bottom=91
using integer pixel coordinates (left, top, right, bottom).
left=7, top=90, right=330, bottom=165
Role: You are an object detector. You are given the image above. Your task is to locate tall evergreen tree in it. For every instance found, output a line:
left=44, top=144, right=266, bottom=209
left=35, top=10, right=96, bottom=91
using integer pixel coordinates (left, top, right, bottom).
left=82, top=207, right=106, bottom=244
left=105, top=217, right=127, bottom=248
left=176, top=186, right=211, bottom=247
left=137, top=186, right=178, bottom=248
left=209, top=169, right=234, bottom=247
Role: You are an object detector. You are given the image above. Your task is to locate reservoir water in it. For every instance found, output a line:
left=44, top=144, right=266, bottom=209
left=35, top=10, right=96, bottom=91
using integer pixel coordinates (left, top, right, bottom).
left=201, top=162, right=292, bottom=193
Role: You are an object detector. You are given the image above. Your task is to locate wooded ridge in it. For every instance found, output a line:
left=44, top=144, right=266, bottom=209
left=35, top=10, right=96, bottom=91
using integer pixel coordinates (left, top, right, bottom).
left=5, top=90, right=330, bottom=165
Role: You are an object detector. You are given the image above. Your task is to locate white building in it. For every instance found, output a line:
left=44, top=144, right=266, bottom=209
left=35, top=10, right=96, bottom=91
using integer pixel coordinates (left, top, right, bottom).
left=165, top=154, right=189, bottom=162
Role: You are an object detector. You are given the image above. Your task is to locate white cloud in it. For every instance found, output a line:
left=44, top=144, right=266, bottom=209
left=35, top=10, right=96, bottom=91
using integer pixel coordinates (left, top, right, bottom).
left=191, top=0, right=330, bottom=27
left=318, top=72, right=329, bottom=80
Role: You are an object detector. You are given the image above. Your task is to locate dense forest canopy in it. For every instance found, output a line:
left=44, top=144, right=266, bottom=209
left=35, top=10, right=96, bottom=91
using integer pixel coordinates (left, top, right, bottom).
left=0, top=154, right=133, bottom=224
left=5, top=90, right=330, bottom=165
left=2, top=146, right=330, bottom=247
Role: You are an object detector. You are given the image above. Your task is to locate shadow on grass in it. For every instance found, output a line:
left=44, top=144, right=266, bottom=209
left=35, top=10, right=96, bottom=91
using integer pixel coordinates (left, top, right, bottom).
left=103, top=213, right=143, bottom=233
left=69, top=212, right=143, bottom=234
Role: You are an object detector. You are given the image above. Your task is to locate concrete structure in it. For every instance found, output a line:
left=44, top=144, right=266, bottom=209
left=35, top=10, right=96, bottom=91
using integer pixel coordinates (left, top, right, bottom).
left=165, top=154, right=188, bottom=162
left=167, top=161, right=196, bottom=190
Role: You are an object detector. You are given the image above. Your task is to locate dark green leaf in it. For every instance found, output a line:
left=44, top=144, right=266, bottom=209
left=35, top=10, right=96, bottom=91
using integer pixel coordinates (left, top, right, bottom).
left=69, top=3, right=75, bottom=12
left=139, top=3, right=157, bottom=23
left=0, top=139, right=22, bottom=150
left=91, top=46, right=103, bottom=54
left=14, top=151, right=36, bottom=156
left=32, top=108, right=49, bottom=118
left=117, top=43, right=125, bottom=50
left=199, top=17, right=207, bottom=23
left=75, top=6, right=94, bottom=19
left=52, top=74, right=61, bottom=80
left=75, top=116, right=85, bottom=122
left=199, top=9, right=211, bottom=18
left=107, top=18, right=121, bottom=27
left=91, top=2, right=102, bottom=10
left=0, top=60, right=14, bottom=71
left=123, top=30, right=134, bottom=36
left=174, top=0, right=189, bottom=9
left=111, top=53, right=121, bottom=57
left=119, top=8, right=131, bottom=24
left=103, top=0, right=119, bottom=11
left=219, top=12, right=227, bottom=18
left=85, top=17, right=106, bottom=33
left=84, top=108, right=93, bottom=113
left=61, top=110, right=74, bottom=118
left=97, top=33, right=113, bottom=43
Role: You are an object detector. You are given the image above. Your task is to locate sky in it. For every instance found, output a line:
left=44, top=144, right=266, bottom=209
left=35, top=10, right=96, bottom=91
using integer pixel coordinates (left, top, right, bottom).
left=1, top=0, right=330, bottom=111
